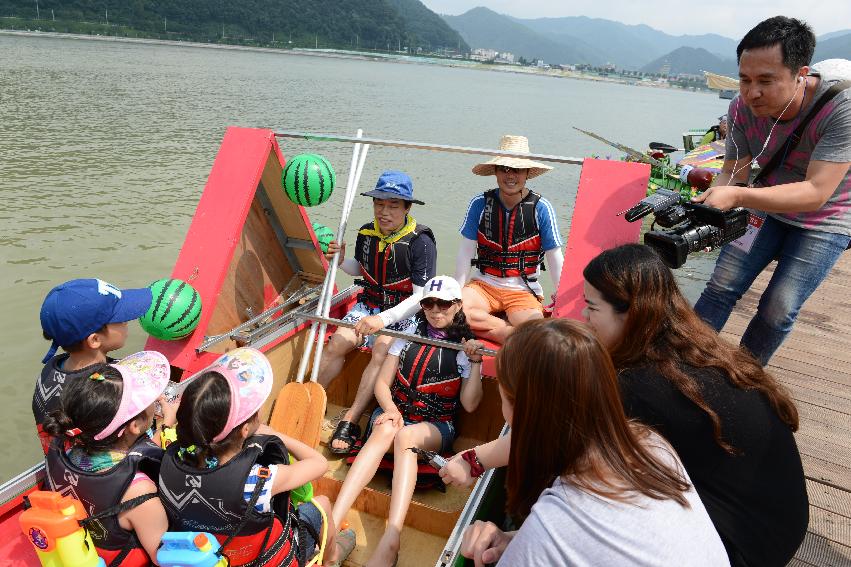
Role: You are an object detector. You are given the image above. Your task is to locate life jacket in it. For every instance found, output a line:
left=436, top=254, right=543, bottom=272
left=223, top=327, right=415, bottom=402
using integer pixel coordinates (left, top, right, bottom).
left=354, top=219, right=435, bottom=310
left=390, top=318, right=464, bottom=424
left=33, top=355, right=115, bottom=454
left=472, top=189, right=544, bottom=283
left=44, top=436, right=163, bottom=567
left=158, top=435, right=298, bottom=567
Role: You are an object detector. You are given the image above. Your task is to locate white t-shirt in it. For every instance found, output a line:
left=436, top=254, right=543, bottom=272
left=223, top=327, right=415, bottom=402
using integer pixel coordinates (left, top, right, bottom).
left=497, top=434, right=730, bottom=567
left=389, top=338, right=472, bottom=379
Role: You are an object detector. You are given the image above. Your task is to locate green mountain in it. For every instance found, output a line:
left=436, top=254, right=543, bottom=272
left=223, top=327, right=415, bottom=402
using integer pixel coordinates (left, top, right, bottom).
left=386, top=0, right=468, bottom=52
left=640, top=46, right=738, bottom=76
left=518, top=16, right=737, bottom=68
left=814, top=33, right=851, bottom=62
left=0, top=0, right=464, bottom=52
left=442, top=7, right=603, bottom=65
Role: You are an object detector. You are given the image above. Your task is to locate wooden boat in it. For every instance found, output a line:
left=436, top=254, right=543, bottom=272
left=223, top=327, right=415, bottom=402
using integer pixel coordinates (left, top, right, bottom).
left=0, top=127, right=650, bottom=566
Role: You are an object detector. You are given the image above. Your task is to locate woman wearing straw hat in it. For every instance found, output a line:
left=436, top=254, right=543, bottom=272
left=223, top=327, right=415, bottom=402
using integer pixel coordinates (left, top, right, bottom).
left=455, top=134, right=564, bottom=343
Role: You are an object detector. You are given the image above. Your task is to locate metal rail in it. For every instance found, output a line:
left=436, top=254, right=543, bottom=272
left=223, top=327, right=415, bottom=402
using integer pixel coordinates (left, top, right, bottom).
left=294, top=313, right=498, bottom=356
left=274, top=131, right=584, bottom=165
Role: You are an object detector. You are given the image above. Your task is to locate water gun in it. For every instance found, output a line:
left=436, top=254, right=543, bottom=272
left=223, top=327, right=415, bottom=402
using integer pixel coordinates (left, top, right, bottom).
left=19, top=491, right=106, bottom=567
left=289, top=453, right=314, bottom=506
left=157, top=532, right=228, bottom=567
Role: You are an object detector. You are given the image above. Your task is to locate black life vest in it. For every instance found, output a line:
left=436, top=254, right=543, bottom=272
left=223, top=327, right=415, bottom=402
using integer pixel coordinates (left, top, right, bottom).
left=45, top=436, right=163, bottom=567
left=33, top=355, right=115, bottom=454
left=473, top=189, right=544, bottom=281
left=391, top=318, right=464, bottom=424
left=158, top=434, right=298, bottom=567
left=354, top=220, right=435, bottom=310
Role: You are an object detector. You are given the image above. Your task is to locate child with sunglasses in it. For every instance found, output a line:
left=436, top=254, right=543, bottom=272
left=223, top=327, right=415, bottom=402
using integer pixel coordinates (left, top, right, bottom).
left=325, top=276, right=485, bottom=567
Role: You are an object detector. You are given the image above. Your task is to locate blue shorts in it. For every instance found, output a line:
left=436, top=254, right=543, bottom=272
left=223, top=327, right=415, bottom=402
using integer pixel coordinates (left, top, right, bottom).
left=367, top=406, right=456, bottom=454
left=341, top=302, right=417, bottom=348
left=295, top=500, right=324, bottom=565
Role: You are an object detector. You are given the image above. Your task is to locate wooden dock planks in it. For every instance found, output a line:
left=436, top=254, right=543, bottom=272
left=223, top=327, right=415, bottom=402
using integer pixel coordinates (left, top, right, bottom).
left=719, top=253, right=851, bottom=567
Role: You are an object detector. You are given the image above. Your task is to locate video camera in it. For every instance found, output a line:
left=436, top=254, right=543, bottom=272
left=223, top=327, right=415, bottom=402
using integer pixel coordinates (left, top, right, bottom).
left=623, top=188, right=749, bottom=268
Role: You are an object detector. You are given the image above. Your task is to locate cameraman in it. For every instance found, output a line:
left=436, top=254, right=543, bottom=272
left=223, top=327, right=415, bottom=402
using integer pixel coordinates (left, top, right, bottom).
left=693, top=16, right=851, bottom=365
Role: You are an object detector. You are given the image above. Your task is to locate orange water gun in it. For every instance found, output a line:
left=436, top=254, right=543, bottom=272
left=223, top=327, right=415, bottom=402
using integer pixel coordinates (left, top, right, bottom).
left=19, top=491, right=105, bottom=567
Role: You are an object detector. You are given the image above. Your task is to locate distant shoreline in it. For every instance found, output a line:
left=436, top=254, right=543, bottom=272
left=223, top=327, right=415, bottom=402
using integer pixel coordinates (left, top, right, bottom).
left=1, top=29, right=715, bottom=95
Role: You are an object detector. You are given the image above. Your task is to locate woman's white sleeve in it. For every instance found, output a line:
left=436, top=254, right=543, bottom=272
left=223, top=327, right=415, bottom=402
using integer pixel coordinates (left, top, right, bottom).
left=455, top=238, right=478, bottom=287
left=339, top=258, right=361, bottom=276
left=378, top=285, right=424, bottom=326
left=544, top=248, right=564, bottom=290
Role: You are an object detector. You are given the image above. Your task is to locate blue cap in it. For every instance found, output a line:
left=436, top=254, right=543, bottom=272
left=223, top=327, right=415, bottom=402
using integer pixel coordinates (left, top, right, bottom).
left=360, top=170, right=424, bottom=205
left=40, top=279, right=153, bottom=363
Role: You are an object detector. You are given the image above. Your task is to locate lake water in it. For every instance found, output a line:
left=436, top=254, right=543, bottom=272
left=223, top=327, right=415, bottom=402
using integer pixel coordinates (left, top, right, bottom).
left=0, top=33, right=729, bottom=481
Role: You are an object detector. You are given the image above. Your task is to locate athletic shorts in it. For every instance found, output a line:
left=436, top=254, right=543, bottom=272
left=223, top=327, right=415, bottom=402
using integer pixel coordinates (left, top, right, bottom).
left=465, top=279, right=543, bottom=314
left=341, top=302, right=417, bottom=348
left=295, top=500, right=324, bottom=565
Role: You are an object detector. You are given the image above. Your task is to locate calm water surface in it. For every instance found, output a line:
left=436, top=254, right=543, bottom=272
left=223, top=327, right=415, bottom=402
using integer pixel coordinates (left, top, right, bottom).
left=0, top=34, right=729, bottom=480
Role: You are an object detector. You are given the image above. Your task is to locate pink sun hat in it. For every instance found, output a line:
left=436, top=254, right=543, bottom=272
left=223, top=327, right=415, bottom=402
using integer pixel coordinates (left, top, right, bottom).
left=94, top=351, right=171, bottom=441
left=205, top=348, right=274, bottom=442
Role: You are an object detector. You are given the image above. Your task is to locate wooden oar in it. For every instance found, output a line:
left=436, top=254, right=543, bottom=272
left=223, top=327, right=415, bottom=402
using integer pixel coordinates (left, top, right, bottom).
left=270, top=130, right=366, bottom=447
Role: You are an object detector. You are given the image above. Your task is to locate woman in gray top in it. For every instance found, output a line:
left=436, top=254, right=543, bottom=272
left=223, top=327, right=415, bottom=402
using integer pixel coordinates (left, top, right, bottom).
left=460, top=319, right=729, bottom=567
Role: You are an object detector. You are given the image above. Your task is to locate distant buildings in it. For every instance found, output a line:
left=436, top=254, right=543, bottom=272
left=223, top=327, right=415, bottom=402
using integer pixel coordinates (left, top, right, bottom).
left=471, top=48, right=517, bottom=64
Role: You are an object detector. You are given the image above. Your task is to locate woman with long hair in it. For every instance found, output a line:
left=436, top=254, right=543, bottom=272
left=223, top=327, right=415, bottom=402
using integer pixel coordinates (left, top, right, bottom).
left=460, top=319, right=728, bottom=566
left=581, top=243, right=807, bottom=567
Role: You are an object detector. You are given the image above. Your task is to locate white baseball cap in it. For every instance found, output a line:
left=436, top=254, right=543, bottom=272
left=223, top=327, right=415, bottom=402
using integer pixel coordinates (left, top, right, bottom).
left=421, top=275, right=463, bottom=302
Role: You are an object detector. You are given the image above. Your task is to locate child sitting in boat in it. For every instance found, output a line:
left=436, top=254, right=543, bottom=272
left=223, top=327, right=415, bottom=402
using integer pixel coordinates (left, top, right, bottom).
left=326, top=275, right=485, bottom=567
left=158, top=348, right=353, bottom=567
left=42, top=351, right=175, bottom=566
left=34, top=278, right=153, bottom=453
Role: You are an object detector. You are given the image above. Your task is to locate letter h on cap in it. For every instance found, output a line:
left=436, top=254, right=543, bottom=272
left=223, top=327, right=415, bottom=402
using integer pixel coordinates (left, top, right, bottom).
left=429, top=279, right=443, bottom=292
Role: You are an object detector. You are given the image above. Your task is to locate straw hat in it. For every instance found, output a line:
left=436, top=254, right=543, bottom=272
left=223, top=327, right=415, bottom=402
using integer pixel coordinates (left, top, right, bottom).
left=472, top=135, right=553, bottom=179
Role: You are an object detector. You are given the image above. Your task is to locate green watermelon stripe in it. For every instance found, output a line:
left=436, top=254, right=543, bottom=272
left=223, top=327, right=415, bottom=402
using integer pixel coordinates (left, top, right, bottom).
left=164, top=289, right=200, bottom=330
left=282, top=160, right=294, bottom=195
left=316, top=163, right=326, bottom=204
left=149, top=278, right=175, bottom=322
left=301, top=159, right=311, bottom=205
left=172, top=309, right=202, bottom=336
left=294, top=160, right=304, bottom=205
left=158, top=280, right=187, bottom=323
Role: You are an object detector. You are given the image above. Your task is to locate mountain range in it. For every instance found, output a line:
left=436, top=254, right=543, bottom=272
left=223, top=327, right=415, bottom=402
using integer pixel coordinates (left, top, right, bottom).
left=441, top=7, right=851, bottom=74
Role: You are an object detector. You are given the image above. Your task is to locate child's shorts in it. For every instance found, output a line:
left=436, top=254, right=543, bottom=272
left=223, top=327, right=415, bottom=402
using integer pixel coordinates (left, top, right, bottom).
left=295, top=500, right=324, bottom=565
left=367, top=406, right=456, bottom=454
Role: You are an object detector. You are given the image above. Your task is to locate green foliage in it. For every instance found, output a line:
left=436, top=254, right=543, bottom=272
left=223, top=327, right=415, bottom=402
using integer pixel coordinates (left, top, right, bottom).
left=385, top=0, right=468, bottom=52
left=0, top=0, right=465, bottom=51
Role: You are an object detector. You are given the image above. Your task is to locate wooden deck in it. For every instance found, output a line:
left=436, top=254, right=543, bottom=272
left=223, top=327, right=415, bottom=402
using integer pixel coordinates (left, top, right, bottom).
left=719, top=252, right=851, bottom=567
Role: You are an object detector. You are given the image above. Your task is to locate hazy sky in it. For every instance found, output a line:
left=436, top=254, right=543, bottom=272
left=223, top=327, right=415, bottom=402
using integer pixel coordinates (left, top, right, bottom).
left=420, top=1, right=851, bottom=39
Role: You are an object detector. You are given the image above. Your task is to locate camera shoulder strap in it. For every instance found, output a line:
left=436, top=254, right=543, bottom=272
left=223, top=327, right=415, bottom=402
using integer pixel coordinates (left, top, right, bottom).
left=752, top=79, right=851, bottom=186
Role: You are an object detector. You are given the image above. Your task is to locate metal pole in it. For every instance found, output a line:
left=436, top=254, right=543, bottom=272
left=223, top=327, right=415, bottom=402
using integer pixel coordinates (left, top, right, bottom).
left=273, top=131, right=584, bottom=165
left=297, top=314, right=498, bottom=357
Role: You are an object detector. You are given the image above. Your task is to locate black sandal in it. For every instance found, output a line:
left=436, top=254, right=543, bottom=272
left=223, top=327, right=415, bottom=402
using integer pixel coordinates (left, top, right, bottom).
left=329, top=420, right=361, bottom=455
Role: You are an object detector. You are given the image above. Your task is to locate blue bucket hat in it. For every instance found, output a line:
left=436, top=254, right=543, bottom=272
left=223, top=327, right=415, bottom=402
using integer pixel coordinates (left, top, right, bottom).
left=40, top=278, right=153, bottom=363
left=360, top=170, right=424, bottom=205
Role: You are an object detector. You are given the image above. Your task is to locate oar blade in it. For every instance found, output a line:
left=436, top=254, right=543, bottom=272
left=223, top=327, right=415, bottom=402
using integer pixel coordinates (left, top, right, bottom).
left=302, top=382, right=328, bottom=449
left=269, top=382, right=311, bottom=440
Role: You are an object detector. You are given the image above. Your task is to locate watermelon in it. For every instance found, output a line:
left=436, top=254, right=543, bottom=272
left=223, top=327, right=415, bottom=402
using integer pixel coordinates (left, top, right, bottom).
left=140, top=279, right=202, bottom=340
left=282, top=154, right=336, bottom=207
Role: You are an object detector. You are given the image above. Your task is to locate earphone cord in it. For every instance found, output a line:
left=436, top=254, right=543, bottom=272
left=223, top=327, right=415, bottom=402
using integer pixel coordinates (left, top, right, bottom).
left=729, top=76, right=806, bottom=181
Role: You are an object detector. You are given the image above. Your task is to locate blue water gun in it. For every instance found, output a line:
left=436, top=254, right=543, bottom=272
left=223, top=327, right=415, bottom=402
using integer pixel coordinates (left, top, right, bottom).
left=156, top=532, right=228, bottom=567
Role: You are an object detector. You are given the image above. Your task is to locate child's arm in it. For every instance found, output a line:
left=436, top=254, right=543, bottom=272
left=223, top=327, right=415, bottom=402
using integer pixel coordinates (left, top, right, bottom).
left=460, top=340, right=484, bottom=413
left=120, top=478, right=168, bottom=566
left=255, top=424, right=328, bottom=494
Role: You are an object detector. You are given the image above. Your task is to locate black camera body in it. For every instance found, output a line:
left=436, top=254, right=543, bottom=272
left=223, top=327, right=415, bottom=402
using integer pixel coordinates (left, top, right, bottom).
left=624, top=189, right=749, bottom=268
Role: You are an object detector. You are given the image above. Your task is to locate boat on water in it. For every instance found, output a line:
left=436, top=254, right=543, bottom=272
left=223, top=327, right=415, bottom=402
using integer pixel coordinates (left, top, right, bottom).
left=0, top=127, right=651, bottom=566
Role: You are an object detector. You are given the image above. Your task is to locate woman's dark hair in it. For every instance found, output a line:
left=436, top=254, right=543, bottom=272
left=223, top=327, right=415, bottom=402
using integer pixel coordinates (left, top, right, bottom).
left=417, top=301, right=475, bottom=343
left=737, top=16, right=815, bottom=74
left=175, top=371, right=254, bottom=467
left=583, top=244, right=799, bottom=453
left=42, top=363, right=137, bottom=453
left=498, top=319, right=691, bottom=520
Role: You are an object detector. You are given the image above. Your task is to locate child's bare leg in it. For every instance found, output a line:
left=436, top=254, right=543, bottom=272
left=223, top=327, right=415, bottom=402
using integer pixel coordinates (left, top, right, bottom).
left=330, top=420, right=399, bottom=530
left=366, top=423, right=442, bottom=567
left=309, top=495, right=336, bottom=560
